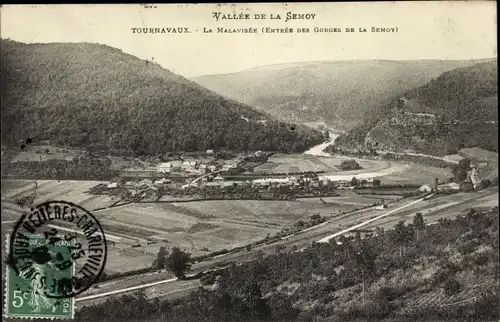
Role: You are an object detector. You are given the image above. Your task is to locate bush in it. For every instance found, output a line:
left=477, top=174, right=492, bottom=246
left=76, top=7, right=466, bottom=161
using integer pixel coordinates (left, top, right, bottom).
left=443, top=278, right=461, bottom=296
left=340, top=159, right=362, bottom=171
left=456, top=240, right=478, bottom=255
left=467, top=252, right=491, bottom=266
left=377, top=286, right=407, bottom=301
left=364, top=298, right=395, bottom=319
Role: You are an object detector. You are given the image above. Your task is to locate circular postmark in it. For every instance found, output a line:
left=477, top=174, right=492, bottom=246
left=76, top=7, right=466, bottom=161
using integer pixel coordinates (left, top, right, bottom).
left=8, top=200, right=107, bottom=299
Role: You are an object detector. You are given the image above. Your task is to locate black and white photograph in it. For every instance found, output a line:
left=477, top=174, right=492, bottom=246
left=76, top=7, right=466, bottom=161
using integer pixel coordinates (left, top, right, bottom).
left=1, top=3, right=498, bottom=321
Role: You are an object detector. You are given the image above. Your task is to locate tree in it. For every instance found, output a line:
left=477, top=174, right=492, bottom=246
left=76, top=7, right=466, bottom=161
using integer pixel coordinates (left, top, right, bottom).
left=434, top=177, right=439, bottom=192
left=453, top=158, right=472, bottom=182
left=351, top=177, right=359, bottom=187
left=240, top=281, right=270, bottom=319
left=390, top=221, right=413, bottom=257
left=355, top=231, right=362, bottom=244
left=268, top=292, right=299, bottom=320
left=375, top=226, right=385, bottom=237
left=478, top=179, right=491, bottom=190
left=155, top=246, right=168, bottom=270
left=443, top=278, right=462, bottom=296
left=165, top=246, right=192, bottom=278
left=412, top=212, right=426, bottom=242
left=341, top=159, right=362, bottom=171
left=310, top=214, right=322, bottom=225
left=354, top=242, right=378, bottom=309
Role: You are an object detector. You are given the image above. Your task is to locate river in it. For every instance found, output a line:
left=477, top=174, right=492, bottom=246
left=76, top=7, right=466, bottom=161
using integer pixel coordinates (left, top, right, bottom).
left=303, top=130, right=411, bottom=181
left=303, top=131, right=340, bottom=157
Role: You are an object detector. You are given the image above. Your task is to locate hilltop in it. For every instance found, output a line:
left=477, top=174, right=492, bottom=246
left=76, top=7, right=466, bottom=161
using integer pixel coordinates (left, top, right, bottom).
left=193, top=59, right=494, bottom=130
left=0, top=40, right=324, bottom=156
left=336, top=61, right=498, bottom=156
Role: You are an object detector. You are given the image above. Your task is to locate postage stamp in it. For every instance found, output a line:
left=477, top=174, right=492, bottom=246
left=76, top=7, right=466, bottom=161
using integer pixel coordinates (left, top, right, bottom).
left=5, top=200, right=107, bottom=319
left=5, top=235, right=75, bottom=319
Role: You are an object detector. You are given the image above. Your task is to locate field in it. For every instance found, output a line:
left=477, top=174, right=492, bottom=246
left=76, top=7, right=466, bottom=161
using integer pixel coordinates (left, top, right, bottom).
left=1, top=179, right=117, bottom=211
left=89, top=192, right=390, bottom=273
left=378, top=163, right=452, bottom=185
left=0, top=163, right=450, bottom=277
left=254, top=154, right=338, bottom=173
left=0, top=179, right=392, bottom=275
left=1, top=180, right=127, bottom=275
left=253, top=153, right=392, bottom=175
left=10, top=145, right=83, bottom=163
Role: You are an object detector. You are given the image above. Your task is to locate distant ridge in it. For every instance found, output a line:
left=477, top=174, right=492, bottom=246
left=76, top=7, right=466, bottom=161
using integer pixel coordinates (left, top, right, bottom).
left=336, top=60, right=498, bottom=156
left=0, top=40, right=324, bottom=155
left=193, top=58, right=496, bottom=130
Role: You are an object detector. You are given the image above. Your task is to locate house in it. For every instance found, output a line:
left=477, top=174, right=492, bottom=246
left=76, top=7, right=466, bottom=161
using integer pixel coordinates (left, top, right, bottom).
left=447, top=182, right=461, bottom=190
left=252, top=177, right=295, bottom=187
left=137, top=179, right=153, bottom=189
left=206, top=149, right=214, bottom=155
left=182, top=161, right=198, bottom=167
left=181, top=161, right=198, bottom=172
left=208, top=165, right=218, bottom=172
left=321, top=178, right=332, bottom=186
left=214, top=176, right=225, bottom=183
left=124, top=181, right=135, bottom=187
left=252, top=178, right=272, bottom=187
left=107, top=182, right=118, bottom=189
left=154, top=178, right=172, bottom=186
left=335, top=180, right=351, bottom=188
left=376, top=204, right=388, bottom=210
left=222, top=181, right=237, bottom=188
left=157, top=162, right=172, bottom=172
left=443, top=154, right=464, bottom=164
left=360, top=178, right=376, bottom=188
left=419, top=184, right=433, bottom=193
left=254, top=151, right=263, bottom=157
left=157, top=161, right=182, bottom=173
left=365, top=178, right=376, bottom=187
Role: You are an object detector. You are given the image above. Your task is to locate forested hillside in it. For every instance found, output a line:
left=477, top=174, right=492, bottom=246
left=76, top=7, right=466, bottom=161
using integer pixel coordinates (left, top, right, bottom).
left=193, top=60, right=492, bottom=130
left=336, top=61, right=498, bottom=156
left=71, top=207, right=499, bottom=322
left=0, top=40, right=324, bottom=155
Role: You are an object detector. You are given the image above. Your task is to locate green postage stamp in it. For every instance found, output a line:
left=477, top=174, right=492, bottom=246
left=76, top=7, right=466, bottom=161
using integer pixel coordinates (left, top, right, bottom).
left=4, top=235, right=75, bottom=319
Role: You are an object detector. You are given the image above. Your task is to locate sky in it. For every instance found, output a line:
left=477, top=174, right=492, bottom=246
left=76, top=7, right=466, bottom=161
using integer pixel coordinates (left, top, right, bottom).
left=1, top=2, right=497, bottom=77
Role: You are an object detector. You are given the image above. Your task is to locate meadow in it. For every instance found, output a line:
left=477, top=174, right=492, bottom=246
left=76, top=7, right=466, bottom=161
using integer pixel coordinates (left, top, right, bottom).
left=1, top=179, right=117, bottom=211
left=378, top=163, right=452, bottom=185
left=253, top=153, right=394, bottom=176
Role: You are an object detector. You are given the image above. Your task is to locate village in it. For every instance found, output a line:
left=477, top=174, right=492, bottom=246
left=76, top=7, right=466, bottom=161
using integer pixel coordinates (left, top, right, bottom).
left=87, top=146, right=495, bottom=205
left=88, top=149, right=388, bottom=202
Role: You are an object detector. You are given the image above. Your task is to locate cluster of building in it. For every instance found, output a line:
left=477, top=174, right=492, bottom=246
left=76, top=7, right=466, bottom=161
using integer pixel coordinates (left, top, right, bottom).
left=183, top=175, right=379, bottom=190
left=421, top=163, right=484, bottom=194
left=155, top=153, right=258, bottom=176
